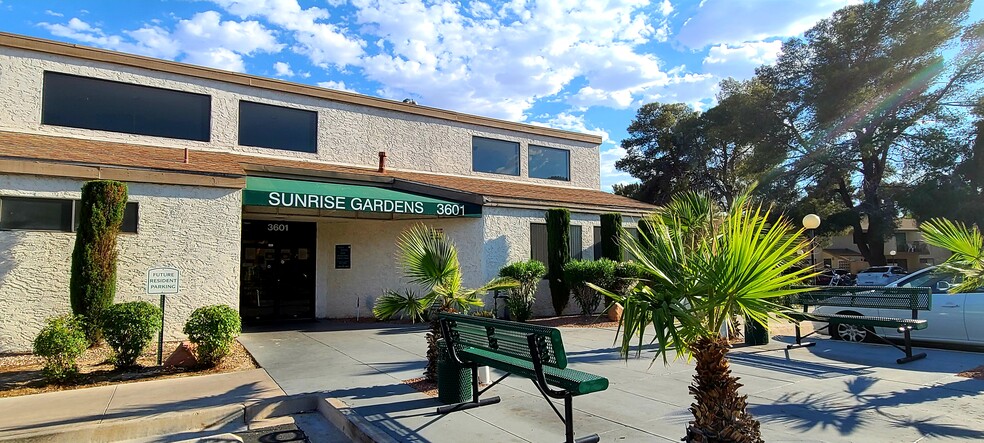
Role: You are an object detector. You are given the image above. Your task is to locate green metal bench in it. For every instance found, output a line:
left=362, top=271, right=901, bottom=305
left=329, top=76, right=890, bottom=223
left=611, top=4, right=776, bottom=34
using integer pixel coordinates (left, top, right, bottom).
left=784, top=286, right=932, bottom=364
left=438, top=313, right=608, bottom=443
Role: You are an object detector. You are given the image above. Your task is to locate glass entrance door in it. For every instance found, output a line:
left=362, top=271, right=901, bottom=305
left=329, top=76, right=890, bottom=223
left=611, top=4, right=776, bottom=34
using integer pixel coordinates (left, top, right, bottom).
left=240, top=220, right=316, bottom=323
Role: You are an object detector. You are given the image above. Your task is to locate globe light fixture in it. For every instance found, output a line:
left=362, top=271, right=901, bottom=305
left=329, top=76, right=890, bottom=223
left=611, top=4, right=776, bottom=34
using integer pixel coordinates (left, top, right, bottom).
left=802, top=214, right=821, bottom=273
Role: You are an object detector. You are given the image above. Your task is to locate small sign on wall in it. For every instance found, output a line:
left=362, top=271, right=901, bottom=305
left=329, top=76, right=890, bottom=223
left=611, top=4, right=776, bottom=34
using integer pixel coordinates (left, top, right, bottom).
left=335, top=245, right=351, bottom=269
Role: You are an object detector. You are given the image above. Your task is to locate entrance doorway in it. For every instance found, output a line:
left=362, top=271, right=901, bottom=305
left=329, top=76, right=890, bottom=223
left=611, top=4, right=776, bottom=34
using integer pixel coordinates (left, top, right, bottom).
left=240, top=220, right=316, bottom=323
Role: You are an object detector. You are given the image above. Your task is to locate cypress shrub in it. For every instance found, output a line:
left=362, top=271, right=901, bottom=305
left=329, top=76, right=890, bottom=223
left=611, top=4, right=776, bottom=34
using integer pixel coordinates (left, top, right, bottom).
left=601, top=212, right=623, bottom=261
left=545, top=208, right=571, bottom=316
left=70, top=180, right=128, bottom=344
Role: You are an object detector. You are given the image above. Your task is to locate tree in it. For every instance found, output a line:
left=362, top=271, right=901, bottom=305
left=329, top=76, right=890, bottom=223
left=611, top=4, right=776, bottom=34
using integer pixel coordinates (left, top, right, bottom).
left=546, top=208, right=571, bottom=316
left=376, top=224, right=516, bottom=381
left=600, top=213, right=623, bottom=261
left=593, top=191, right=814, bottom=441
left=754, top=0, right=984, bottom=265
left=70, top=180, right=127, bottom=344
left=616, top=103, right=702, bottom=206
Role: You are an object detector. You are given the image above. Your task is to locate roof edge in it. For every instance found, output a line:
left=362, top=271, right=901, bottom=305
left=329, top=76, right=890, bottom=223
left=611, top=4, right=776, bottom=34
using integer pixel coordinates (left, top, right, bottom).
left=0, top=32, right=603, bottom=145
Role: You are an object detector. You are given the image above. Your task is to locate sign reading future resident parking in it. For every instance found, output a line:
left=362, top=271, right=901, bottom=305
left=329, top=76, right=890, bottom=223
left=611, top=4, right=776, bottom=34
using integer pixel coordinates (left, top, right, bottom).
left=147, top=267, right=180, bottom=294
left=243, top=177, right=481, bottom=217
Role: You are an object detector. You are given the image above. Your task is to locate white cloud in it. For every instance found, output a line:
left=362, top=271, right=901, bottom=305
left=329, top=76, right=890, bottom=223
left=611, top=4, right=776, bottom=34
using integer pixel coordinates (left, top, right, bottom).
left=531, top=112, right=610, bottom=142
left=273, top=61, right=294, bottom=77
left=702, top=40, right=783, bottom=78
left=677, top=0, right=859, bottom=49
left=44, top=10, right=63, bottom=17
left=659, top=0, right=673, bottom=16
left=317, top=80, right=357, bottom=93
left=38, top=12, right=282, bottom=72
left=599, top=145, right=636, bottom=191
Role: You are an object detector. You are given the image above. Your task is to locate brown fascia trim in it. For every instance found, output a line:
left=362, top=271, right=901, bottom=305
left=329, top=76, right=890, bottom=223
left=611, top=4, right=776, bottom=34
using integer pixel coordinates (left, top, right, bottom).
left=0, top=158, right=245, bottom=188
left=0, top=32, right=603, bottom=146
left=484, top=197, right=654, bottom=216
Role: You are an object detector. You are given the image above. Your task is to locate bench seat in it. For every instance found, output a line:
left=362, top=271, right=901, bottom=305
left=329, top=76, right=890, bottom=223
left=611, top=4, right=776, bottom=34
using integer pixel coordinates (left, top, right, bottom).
left=783, top=311, right=929, bottom=330
left=461, top=347, right=609, bottom=396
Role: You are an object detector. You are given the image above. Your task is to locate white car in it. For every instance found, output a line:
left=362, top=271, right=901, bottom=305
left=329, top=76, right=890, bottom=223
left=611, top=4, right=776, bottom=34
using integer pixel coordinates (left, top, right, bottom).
left=814, top=266, right=983, bottom=345
left=854, top=265, right=908, bottom=286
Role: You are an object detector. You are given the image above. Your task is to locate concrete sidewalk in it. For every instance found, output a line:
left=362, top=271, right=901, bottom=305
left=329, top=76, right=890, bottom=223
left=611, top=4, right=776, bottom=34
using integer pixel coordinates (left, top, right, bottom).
left=240, top=321, right=984, bottom=443
left=0, top=368, right=285, bottom=441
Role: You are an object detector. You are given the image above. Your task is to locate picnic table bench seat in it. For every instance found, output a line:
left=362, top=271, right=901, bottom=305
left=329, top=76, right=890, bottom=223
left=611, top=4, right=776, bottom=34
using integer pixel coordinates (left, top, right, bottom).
left=438, top=313, right=608, bottom=443
left=784, top=286, right=932, bottom=364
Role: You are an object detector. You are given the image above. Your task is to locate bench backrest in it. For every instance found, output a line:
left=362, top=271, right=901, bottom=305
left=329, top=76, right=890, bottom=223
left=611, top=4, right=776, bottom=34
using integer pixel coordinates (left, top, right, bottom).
left=439, top=313, right=568, bottom=369
left=789, top=286, right=932, bottom=312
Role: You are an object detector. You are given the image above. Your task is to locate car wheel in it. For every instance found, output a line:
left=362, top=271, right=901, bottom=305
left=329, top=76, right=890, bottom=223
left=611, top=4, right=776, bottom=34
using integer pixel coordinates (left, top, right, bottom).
left=833, top=323, right=872, bottom=342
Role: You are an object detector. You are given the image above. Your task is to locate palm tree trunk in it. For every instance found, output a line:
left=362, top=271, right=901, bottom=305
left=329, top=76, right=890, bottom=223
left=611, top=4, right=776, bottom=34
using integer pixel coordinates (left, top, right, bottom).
left=686, top=336, right=763, bottom=443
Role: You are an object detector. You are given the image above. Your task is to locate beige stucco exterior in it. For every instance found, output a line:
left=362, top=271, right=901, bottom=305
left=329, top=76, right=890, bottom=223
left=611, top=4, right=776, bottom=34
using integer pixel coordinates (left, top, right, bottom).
left=0, top=175, right=241, bottom=353
left=0, top=45, right=601, bottom=190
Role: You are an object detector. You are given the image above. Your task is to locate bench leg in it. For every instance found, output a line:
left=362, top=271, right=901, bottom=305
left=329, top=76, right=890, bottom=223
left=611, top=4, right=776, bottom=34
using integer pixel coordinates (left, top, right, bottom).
left=896, top=327, right=927, bottom=364
left=786, top=322, right=817, bottom=350
left=436, top=365, right=506, bottom=414
left=561, top=392, right=599, bottom=443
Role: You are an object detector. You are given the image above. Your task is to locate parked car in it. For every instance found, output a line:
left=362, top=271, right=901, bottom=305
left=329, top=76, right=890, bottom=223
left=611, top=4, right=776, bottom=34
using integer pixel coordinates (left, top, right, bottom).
left=814, top=266, right=983, bottom=345
left=815, top=268, right=855, bottom=286
left=855, top=265, right=907, bottom=286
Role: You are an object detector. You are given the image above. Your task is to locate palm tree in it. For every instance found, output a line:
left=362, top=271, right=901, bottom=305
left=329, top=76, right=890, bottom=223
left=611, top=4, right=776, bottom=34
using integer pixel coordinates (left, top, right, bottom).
left=374, top=224, right=516, bottom=380
left=594, top=191, right=815, bottom=442
left=919, top=218, right=984, bottom=291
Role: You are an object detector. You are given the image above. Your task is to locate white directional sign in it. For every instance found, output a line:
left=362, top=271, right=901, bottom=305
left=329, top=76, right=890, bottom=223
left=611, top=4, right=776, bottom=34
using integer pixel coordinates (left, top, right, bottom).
left=147, top=267, right=180, bottom=294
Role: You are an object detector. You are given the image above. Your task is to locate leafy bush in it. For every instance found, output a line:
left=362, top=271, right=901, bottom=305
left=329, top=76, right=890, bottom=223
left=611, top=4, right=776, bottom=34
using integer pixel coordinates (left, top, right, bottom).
left=611, top=261, right=643, bottom=296
left=471, top=309, right=496, bottom=318
left=563, top=259, right=616, bottom=316
left=33, top=315, right=88, bottom=381
left=183, top=305, right=241, bottom=367
left=70, top=180, right=128, bottom=344
left=546, top=208, right=571, bottom=315
left=499, top=260, right=546, bottom=322
left=600, top=213, right=623, bottom=261
left=374, top=289, right=427, bottom=323
left=102, top=301, right=162, bottom=369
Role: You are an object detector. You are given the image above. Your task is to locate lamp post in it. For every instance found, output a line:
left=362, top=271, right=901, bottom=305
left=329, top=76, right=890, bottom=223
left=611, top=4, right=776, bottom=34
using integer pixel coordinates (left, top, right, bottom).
left=889, top=250, right=897, bottom=266
left=803, top=214, right=821, bottom=272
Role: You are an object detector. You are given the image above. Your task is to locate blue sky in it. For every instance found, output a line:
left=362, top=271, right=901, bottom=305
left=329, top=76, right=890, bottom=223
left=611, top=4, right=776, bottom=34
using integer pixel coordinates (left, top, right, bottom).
left=2, top=0, right=980, bottom=190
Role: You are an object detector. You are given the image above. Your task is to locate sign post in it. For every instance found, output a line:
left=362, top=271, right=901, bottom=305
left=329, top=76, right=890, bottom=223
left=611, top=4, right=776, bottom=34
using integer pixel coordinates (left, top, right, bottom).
left=147, top=267, right=180, bottom=366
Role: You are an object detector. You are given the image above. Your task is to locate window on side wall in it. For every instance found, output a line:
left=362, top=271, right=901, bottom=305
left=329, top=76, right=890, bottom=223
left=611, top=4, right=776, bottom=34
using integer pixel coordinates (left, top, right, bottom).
left=0, top=196, right=139, bottom=233
left=41, top=72, right=211, bottom=141
left=472, top=137, right=519, bottom=175
left=593, top=226, right=602, bottom=260
left=530, top=223, right=582, bottom=267
left=529, top=145, right=570, bottom=181
left=239, top=101, right=318, bottom=153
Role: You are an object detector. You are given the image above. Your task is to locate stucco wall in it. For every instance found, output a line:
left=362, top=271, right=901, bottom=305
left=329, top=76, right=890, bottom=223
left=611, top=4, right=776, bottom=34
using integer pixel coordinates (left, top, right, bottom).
left=0, top=175, right=241, bottom=352
left=312, top=216, right=486, bottom=319
left=0, top=47, right=601, bottom=190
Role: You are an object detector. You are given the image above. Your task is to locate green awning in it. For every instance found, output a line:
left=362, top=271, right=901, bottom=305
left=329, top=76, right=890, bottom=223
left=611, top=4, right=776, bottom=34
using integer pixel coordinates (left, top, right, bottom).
left=243, top=177, right=481, bottom=217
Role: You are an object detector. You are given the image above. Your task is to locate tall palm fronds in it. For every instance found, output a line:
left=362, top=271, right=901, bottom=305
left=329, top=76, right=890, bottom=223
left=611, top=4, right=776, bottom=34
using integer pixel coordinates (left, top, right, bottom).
left=920, top=218, right=984, bottom=292
left=594, top=191, right=815, bottom=441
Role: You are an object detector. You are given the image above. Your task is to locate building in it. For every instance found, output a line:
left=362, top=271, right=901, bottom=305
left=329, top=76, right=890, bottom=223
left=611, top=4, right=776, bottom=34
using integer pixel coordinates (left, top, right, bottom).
left=0, top=32, right=653, bottom=352
left=819, top=218, right=952, bottom=274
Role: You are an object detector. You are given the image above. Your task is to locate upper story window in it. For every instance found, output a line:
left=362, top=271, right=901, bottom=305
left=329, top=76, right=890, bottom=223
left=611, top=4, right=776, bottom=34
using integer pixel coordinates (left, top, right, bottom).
left=239, top=101, right=318, bottom=153
left=0, top=196, right=138, bottom=233
left=41, top=72, right=211, bottom=142
left=529, top=145, right=570, bottom=181
left=472, top=137, right=519, bottom=176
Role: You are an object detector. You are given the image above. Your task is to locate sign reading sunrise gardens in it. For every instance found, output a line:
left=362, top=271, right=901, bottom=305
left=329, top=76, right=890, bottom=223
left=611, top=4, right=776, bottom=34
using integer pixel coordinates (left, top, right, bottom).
left=243, top=177, right=481, bottom=217
left=147, top=267, right=179, bottom=294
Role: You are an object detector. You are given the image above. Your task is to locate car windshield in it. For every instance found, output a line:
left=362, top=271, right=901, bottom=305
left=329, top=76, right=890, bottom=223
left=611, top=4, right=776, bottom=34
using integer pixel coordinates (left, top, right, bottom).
left=895, top=268, right=960, bottom=293
left=862, top=267, right=889, bottom=273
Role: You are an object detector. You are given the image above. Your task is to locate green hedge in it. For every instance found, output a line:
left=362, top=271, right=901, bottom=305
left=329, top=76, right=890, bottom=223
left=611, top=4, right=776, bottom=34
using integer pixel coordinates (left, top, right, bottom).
left=70, top=180, right=128, bottom=344
left=600, top=213, right=623, bottom=261
left=545, top=209, right=571, bottom=316
left=563, top=259, right=616, bottom=316
left=102, top=301, right=162, bottom=369
left=499, top=259, right=546, bottom=322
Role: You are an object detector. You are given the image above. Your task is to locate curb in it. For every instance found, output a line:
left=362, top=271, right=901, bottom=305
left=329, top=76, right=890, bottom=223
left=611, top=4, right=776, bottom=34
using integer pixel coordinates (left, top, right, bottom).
left=0, top=394, right=396, bottom=443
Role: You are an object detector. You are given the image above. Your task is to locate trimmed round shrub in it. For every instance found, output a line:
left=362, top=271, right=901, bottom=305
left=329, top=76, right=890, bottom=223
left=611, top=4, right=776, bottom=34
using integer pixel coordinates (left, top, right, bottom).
left=33, top=315, right=88, bottom=382
left=563, top=259, right=616, bottom=316
left=102, top=301, right=162, bottom=369
left=183, top=305, right=241, bottom=367
left=499, top=260, right=547, bottom=322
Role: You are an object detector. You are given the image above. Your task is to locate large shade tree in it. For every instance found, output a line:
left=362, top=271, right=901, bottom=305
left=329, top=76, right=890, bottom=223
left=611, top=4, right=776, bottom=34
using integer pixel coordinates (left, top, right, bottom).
left=753, top=0, right=984, bottom=265
left=594, top=191, right=815, bottom=442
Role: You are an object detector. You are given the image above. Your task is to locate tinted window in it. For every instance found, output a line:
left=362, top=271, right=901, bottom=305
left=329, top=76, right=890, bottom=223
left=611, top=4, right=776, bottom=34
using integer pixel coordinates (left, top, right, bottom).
left=42, top=72, right=211, bottom=141
left=239, top=101, right=318, bottom=153
left=472, top=137, right=519, bottom=175
left=570, top=225, right=583, bottom=260
left=529, top=145, right=570, bottom=181
left=74, top=201, right=139, bottom=233
left=0, top=197, right=73, bottom=231
left=531, top=223, right=583, bottom=265
left=861, top=267, right=890, bottom=273
left=593, top=226, right=602, bottom=260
